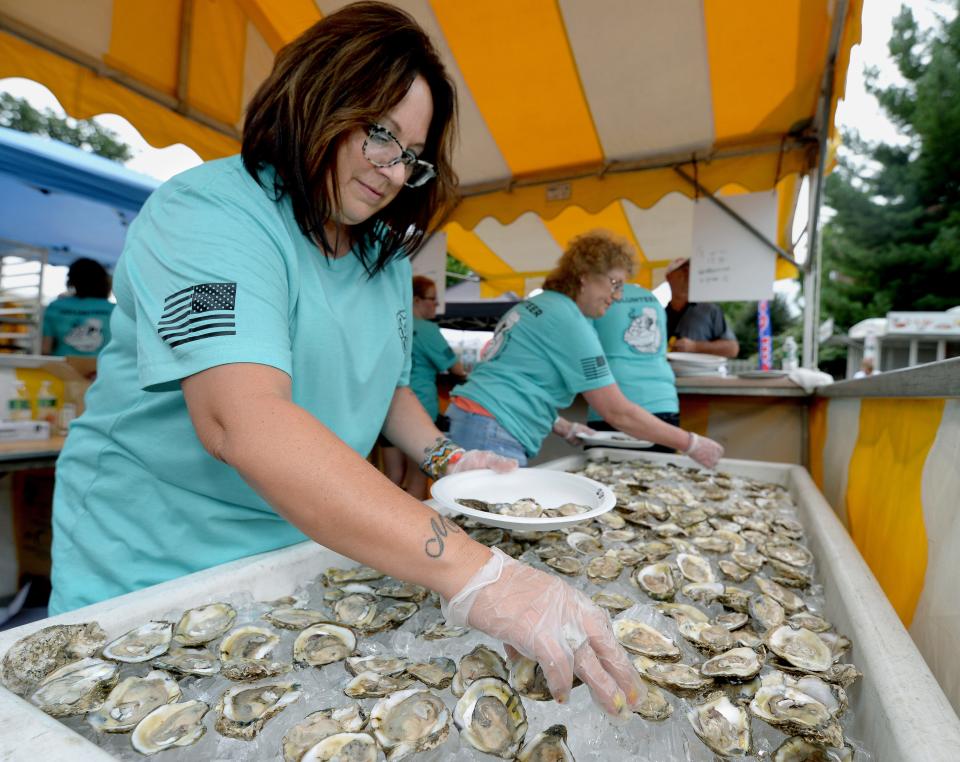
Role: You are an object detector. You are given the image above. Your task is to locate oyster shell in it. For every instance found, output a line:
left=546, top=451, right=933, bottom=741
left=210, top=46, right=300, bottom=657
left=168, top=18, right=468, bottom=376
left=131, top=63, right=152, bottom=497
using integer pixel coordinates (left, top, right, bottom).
left=700, top=647, right=764, bottom=681
left=1, top=622, right=107, bottom=697
left=451, top=645, right=509, bottom=696
left=370, top=688, right=450, bottom=760
left=754, top=575, right=806, bottom=613
left=714, top=612, right=749, bottom=631
left=675, top=615, right=735, bottom=653
left=334, top=593, right=379, bottom=628
left=677, top=553, right=716, bottom=584
left=719, top=559, right=751, bottom=583
left=219, top=625, right=289, bottom=680
left=750, top=682, right=843, bottom=747
left=656, top=602, right=709, bottom=623
left=788, top=612, right=832, bottom=633
left=282, top=705, right=368, bottom=762
left=545, top=555, right=583, bottom=575
left=344, top=670, right=414, bottom=698
left=634, top=680, right=673, bottom=721
left=591, top=591, right=635, bottom=613
left=516, top=724, right=575, bottom=761
left=345, top=655, right=408, bottom=677
left=420, top=621, right=468, bottom=640
left=263, top=607, right=329, bottom=630
left=215, top=681, right=302, bottom=740
left=29, top=656, right=119, bottom=717
left=102, top=621, right=172, bottom=663
left=772, top=736, right=854, bottom=761
left=762, top=540, right=814, bottom=568
left=731, top=551, right=765, bottom=572
left=152, top=646, right=220, bottom=677
left=294, top=623, right=357, bottom=667
left=613, top=620, right=681, bottom=660
left=634, top=562, right=677, bottom=600
left=688, top=691, right=752, bottom=757
left=750, top=594, right=786, bottom=631
left=301, top=732, right=378, bottom=761
left=766, top=625, right=833, bottom=673
left=454, top=677, right=528, bottom=759
left=632, top=655, right=714, bottom=696
left=586, top=551, right=623, bottom=582
left=377, top=581, right=429, bottom=602
left=173, top=603, right=236, bottom=645
left=131, top=699, right=208, bottom=755
left=324, top=566, right=384, bottom=585
left=87, top=669, right=181, bottom=732
left=404, top=657, right=457, bottom=689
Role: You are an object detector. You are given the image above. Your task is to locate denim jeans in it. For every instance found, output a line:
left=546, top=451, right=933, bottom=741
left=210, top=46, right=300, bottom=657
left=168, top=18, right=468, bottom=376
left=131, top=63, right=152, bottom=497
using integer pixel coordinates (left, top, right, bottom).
left=447, top=405, right=528, bottom=466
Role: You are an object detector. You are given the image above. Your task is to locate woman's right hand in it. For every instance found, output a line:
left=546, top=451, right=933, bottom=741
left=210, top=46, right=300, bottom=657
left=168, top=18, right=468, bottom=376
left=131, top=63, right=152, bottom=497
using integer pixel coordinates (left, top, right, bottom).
left=684, top=432, right=724, bottom=468
left=442, top=548, right=646, bottom=716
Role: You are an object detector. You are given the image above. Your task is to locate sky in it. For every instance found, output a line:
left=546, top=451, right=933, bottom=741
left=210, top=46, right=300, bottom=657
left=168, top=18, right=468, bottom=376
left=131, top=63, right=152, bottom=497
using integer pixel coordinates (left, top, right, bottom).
left=0, top=0, right=954, bottom=302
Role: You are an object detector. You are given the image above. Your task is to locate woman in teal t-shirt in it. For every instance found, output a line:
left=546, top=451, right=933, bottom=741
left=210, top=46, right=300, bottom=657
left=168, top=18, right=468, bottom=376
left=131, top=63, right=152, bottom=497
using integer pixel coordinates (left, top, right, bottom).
left=41, top=257, right=115, bottom=357
left=382, top=274, right=465, bottom=498
left=48, top=3, right=645, bottom=719
left=450, top=231, right=724, bottom=467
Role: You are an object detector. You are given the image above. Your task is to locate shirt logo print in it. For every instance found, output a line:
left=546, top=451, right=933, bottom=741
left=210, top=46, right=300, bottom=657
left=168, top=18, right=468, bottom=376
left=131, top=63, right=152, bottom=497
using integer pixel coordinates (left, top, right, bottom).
left=581, top=355, right=609, bottom=380
left=157, top=282, right=237, bottom=348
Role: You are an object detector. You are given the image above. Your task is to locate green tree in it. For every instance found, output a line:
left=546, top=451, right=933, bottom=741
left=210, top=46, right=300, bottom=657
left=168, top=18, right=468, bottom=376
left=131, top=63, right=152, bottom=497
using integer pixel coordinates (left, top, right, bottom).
left=0, top=93, right=132, bottom=162
left=821, top=2, right=960, bottom=332
left=445, top=253, right=473, bottom=289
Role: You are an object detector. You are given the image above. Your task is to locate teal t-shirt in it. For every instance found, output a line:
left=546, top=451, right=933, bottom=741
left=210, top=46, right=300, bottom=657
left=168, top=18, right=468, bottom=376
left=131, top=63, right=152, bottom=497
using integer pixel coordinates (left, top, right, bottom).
left=49, top=156, right=412, bottom=614
left=410, top=317, right=457, bottom=420
left=588, top=283, right=677, bottom=420
left=454, top=290, right=613, bottom=456
left=42, top=296, right=115, bottom=356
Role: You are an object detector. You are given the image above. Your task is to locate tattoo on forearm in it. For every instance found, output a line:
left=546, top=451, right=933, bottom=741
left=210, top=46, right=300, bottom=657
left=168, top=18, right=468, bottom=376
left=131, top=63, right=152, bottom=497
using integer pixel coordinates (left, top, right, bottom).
left=424, top=515, right=462, bottom=558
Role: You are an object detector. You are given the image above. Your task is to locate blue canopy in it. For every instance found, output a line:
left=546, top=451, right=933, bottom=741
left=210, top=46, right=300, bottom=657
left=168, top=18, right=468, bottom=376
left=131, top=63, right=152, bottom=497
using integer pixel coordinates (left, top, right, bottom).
left=0, top=126, right=159, bottom=267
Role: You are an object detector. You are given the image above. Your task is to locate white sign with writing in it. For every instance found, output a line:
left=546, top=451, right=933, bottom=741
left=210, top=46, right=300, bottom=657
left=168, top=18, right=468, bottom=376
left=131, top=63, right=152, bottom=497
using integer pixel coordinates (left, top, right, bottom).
left=689, top=192, right=777, bottom=302
left=412, top=231, right=447, bottom=313
left=886, top=311, right=960, bottom=335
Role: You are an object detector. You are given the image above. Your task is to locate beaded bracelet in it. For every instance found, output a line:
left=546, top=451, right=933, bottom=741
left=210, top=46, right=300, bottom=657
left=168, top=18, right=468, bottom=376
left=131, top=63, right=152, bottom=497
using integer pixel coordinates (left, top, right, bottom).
left=420, top=437, right=466, bottom=479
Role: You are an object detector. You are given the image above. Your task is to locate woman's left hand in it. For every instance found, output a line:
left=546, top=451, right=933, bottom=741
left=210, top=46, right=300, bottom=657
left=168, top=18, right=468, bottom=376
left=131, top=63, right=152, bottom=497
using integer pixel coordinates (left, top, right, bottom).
left=446, top=449, right=518, bottom=475
left=553, top=418, right=597, bottom=445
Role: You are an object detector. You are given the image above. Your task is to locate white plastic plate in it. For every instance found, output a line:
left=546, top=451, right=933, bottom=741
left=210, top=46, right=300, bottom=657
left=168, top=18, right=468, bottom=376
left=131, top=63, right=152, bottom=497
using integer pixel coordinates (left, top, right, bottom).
left=667, top=351, right=727, bottom=366
left=576, top=430, right=654, bottom=449
left=429, top=468, right=616, bottom=531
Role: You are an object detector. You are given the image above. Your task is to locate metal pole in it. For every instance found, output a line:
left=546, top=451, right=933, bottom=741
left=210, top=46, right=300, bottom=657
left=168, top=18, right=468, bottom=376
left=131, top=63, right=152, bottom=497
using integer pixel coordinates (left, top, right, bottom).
left=802, top=0, right=849, bottom=368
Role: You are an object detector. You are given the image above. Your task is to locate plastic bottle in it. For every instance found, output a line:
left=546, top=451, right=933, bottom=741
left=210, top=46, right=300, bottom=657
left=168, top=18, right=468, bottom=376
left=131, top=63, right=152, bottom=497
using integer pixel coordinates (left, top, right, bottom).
left=36, top=380, right=58, bottom=427
left=57, top=402, right=77, bottom=435
left=782, top=336, right=799, bottom=371
left=7, top=381, right=31, bottom=421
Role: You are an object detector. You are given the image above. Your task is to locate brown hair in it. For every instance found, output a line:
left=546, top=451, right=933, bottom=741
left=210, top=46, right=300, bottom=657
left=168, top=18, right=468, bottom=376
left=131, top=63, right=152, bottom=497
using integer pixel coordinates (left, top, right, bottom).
left=412, top=275, right=436, bottom=299
left=242, top=2, right=458, bottom=276
left=542, top=230, right=637, bottom=299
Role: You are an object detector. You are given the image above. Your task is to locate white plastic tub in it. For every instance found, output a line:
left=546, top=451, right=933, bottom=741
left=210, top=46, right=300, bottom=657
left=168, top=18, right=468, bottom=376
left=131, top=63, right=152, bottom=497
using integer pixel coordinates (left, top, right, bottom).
left=1, top=451, right=959, bottom=761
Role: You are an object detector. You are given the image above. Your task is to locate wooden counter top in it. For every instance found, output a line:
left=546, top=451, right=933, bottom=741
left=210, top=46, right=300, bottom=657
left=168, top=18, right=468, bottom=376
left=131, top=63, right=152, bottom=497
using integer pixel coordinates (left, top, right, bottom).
left=0, top=436, right=64, bottom=464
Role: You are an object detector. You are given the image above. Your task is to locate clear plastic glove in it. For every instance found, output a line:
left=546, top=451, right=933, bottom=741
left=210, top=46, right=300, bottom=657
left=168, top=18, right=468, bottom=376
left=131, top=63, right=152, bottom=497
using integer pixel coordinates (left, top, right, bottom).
left=684, top=432, right=724, bottom=469
left=442, top=548, right=646, bottom=717
left=553, top=419, right=597, bottom=445
left=446, top=449, right=517, bottom=475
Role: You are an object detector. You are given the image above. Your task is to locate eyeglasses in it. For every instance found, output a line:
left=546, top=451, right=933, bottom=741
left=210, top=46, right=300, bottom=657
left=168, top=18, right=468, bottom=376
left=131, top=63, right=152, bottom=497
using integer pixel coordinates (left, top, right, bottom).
left=363, top=124, right=437, bottom=188
left=607, top=276, right=625, bottom=295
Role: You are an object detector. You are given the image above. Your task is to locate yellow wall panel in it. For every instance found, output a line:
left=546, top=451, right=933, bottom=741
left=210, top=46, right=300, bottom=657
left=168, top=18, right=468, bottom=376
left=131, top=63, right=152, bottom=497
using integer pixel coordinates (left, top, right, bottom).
left=846, top=398, right=945, bottom=627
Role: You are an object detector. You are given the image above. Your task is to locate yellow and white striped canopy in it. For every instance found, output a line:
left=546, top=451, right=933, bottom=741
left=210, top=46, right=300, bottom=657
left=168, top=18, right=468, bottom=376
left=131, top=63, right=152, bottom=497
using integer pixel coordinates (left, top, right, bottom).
left=0, top=0, right=862, bottom=291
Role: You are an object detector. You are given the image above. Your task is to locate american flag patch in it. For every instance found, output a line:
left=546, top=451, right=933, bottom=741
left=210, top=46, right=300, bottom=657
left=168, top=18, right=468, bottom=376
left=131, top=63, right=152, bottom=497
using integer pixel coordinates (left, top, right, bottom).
left=157, top=282, right=237, bottom=348
left=580, top=355, right=609, bottom=380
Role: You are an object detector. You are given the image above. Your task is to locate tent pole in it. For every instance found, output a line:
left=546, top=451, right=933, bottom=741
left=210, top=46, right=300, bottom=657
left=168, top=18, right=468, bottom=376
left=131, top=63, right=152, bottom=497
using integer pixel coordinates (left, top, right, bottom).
left=802, top=0, right=848, bottom=368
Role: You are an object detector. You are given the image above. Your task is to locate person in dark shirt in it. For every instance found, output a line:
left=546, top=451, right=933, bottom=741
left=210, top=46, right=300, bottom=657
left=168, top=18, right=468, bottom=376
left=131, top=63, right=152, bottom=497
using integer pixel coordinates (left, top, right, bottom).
left=664, top=258, right=739, bottom=358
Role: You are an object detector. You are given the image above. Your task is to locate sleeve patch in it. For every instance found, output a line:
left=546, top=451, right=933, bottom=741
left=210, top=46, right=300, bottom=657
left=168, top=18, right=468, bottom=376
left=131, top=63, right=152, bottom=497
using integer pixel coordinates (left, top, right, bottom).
left=580, top=355, right=609, bottom=380
left=157, top=282, right=237, bottom=348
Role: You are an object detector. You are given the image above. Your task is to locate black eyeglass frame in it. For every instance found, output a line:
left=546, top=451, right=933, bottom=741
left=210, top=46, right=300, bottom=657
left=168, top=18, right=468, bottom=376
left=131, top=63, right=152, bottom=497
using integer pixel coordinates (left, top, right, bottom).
left=363, top=124, right=437, bottom=188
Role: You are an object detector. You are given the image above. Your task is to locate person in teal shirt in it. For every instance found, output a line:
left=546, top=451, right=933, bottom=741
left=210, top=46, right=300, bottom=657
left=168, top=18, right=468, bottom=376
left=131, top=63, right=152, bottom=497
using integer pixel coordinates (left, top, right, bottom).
left=382, top=274, right=466, bottom=498
left=449, top=231, right=724, bottom=467
left=46, top=4, right=647, bottom=719
left=41, top=258, right=115, bottom=357
left=588, top=283, right=679, bottom=451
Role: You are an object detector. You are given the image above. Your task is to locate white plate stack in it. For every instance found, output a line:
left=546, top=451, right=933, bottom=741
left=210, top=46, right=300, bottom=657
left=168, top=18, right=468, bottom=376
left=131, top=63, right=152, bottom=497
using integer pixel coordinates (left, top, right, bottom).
left=667, top=351, right=727, bottom=377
